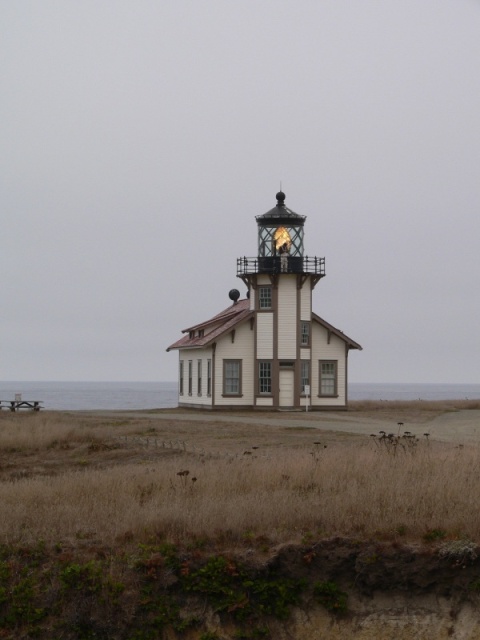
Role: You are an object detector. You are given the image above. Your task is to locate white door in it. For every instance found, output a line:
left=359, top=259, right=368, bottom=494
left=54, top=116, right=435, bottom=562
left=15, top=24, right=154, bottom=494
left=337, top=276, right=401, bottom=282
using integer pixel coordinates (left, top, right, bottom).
left=279, top=369, right=294, bottom=406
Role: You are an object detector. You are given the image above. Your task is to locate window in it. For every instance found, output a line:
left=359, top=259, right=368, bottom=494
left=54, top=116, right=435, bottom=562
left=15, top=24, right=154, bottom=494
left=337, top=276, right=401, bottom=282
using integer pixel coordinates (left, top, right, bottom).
left=301, top=321, right=310, bottom=346
left=259, top=361, right=272, bottom=394
left=188, top=360, right=193, bottom=395
left=301, top=360, right=310, bottom=394
left=223, top=360, right=242, bottom=396
left=258, top=286, right=272, bottom=310
left=179, top=360, right=184, bottom=395
left=319, top=361, right=337, bottom=396
left=207, top=359, right=212, bottom=396
left=197, top=359, right=202, bottom=396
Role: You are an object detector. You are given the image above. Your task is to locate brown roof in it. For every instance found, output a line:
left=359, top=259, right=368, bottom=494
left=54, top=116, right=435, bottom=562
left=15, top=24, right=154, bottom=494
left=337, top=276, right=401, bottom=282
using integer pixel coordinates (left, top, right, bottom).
left=312, top=313, right=362, bottom=350
left=166, top=299, right=253, bottom=351
left=167, top=299, right=361, bottom=352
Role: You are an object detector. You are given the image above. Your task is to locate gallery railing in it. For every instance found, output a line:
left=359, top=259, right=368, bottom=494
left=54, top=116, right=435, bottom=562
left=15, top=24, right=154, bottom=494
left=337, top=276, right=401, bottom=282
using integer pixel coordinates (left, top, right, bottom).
left=236, top=256, right=325, bottom=277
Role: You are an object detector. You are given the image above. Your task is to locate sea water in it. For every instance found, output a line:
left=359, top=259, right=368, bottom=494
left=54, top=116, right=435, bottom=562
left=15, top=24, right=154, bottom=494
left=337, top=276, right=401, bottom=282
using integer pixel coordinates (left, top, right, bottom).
left=0, top=381, right=479, bottom=411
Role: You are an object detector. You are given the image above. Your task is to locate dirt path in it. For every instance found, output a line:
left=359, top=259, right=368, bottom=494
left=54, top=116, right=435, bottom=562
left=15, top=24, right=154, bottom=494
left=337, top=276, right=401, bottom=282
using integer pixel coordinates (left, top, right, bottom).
left=79, top=408, right=480, bottom=444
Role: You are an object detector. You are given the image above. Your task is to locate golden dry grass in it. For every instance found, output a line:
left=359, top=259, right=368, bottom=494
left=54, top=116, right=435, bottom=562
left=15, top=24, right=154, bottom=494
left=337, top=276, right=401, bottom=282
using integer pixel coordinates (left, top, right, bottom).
left=1, top=406, right=480, bottom=547
left=349, top=398, right=480, bottom=422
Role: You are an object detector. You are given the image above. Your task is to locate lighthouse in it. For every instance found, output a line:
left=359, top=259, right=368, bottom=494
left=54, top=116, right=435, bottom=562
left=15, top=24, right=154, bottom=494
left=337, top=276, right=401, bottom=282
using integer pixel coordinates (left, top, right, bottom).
left=167, top=191, right=361, bottom=410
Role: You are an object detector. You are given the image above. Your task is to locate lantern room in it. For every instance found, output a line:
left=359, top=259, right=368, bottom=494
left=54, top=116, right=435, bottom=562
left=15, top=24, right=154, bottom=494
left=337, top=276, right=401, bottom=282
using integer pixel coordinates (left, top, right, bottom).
left=256, top=191, right=306, bottom=258
left=237, top=191, right=326, bottom=284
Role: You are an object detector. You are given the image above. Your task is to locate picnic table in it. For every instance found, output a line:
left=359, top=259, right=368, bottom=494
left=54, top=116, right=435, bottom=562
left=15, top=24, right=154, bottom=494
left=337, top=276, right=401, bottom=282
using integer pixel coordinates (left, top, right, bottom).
left=0, top=400, right=43, bottom=412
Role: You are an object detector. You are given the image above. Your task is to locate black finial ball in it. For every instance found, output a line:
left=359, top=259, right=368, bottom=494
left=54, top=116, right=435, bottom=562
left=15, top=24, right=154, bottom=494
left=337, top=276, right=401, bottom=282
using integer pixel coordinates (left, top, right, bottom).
left=229, top=289, right=240, bottom=303
left=276, top=191, right=286, bottom=204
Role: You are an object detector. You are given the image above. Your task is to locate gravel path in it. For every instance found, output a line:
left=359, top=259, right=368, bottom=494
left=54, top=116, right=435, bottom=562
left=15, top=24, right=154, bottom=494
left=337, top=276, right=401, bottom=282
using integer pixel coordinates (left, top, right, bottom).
left=81, top=409, right=480, bottom=444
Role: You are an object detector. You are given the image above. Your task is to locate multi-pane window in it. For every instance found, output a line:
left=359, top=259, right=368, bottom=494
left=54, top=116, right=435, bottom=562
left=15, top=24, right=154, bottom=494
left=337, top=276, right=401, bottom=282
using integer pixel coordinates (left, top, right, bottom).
left=301, top=321, right=310, bottom=346
left=207, top=359, right=212, bottom=396
left=258, top=286, right=272, bottom=310
left=188, top=360, right=193, bottom=395
left=301, top=360, right=310, bottom=394
left=319, top=361, right=337, bottom=396
left=197, top=359, right=202, bottom=396
left=259, top=361, right=272, bottom=394
left=224, top=360, right=241, bottom=395
left=179, top=360, right=184, bottom=395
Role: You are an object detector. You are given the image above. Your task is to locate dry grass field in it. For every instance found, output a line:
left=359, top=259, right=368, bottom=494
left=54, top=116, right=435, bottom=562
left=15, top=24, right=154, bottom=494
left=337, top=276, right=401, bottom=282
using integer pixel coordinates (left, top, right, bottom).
left=1, top=402, right=480, bottom=639
left=1, top=400, right=480, bottom=548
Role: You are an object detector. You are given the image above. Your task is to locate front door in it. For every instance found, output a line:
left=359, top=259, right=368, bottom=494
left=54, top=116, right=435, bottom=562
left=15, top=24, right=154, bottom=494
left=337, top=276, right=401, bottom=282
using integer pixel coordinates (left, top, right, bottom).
left=279, top=369, right=294, bottom=407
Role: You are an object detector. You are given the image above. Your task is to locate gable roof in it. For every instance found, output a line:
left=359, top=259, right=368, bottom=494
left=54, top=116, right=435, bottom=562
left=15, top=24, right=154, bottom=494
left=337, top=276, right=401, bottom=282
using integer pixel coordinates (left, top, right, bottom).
left=312, top=313, right=362, bottom=350
left=167, top=300, right=361, bottom=353
left=166, top=299, right=253, bottom=351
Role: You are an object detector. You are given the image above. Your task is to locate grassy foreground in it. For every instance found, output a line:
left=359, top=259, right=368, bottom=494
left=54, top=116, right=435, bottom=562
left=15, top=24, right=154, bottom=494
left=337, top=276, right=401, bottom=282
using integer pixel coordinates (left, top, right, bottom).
left=0, top=402, right=480, bottom=638
left=1, top=402, right=480, bottom=546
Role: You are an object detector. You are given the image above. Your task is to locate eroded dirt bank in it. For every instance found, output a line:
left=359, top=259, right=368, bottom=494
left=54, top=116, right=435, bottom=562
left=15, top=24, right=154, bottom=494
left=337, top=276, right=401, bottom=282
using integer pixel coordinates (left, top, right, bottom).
left=168, top=539, right=480, bottom=640
left=245, top=539, right=480, bottom=640
left=3, top=538, right=480, bottom=639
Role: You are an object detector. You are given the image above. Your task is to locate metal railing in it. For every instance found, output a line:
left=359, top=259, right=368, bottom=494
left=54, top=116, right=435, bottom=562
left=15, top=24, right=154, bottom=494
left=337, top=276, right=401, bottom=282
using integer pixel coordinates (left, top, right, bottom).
left=236, top=256, right=325, bottom=277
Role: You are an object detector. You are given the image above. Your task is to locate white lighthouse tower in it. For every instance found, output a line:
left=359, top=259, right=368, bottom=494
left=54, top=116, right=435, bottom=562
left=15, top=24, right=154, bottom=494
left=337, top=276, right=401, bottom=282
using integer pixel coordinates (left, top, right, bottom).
left=237, top=191, right=326, bottom=409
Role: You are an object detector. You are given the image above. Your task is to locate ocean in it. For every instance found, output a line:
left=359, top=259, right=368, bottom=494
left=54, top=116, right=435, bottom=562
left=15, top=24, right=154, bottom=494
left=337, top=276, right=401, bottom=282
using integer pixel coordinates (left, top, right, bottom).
left=0, top=381, right=479, bottom=411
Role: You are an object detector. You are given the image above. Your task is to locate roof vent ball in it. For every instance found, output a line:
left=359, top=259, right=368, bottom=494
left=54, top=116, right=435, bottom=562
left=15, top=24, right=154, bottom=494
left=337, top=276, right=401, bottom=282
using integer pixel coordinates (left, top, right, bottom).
left=229, top=289, right=240, bottom=304
left=276, top=191, right=286, bottom=204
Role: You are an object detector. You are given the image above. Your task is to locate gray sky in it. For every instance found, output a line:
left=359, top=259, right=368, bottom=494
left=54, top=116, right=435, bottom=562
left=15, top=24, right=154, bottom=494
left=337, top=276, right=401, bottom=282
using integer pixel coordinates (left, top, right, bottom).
left=2, top=0, right=479, bottom=383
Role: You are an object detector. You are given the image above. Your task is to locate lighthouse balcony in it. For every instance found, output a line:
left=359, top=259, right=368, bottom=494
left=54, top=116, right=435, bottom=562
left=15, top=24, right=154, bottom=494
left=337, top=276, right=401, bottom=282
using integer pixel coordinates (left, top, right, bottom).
left=236, top=256, right=325, bottom=277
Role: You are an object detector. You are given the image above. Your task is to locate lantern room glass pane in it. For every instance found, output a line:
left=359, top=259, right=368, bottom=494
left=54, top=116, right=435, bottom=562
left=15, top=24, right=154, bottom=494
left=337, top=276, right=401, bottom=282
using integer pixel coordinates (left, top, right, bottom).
left=258, top=226, right=304, bottom=257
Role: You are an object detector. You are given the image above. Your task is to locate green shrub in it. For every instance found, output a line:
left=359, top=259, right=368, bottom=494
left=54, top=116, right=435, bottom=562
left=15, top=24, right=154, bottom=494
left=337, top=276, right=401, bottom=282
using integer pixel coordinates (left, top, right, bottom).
left=313, top=581, right=348, bottom=614
left=423, top=528, right=447, bottom=542
left=182, top=555, right=304, bottom=621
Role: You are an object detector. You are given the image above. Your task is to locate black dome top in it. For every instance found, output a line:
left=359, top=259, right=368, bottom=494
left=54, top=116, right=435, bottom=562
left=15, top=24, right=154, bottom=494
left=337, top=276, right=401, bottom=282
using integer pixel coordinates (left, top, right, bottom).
left=255, top=191, right=306, bottom=226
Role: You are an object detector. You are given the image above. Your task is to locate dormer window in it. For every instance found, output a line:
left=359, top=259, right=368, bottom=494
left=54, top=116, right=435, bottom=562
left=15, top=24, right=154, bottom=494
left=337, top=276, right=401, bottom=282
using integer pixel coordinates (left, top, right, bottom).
left=189, top=331, right=194, bottom=339
left=198, top=329, right=204, bottom=338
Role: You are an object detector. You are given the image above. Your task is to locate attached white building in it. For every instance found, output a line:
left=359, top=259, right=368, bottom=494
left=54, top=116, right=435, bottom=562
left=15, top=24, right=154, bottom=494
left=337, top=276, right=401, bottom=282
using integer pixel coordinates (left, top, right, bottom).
left=167, top=191, right=361, bottom=410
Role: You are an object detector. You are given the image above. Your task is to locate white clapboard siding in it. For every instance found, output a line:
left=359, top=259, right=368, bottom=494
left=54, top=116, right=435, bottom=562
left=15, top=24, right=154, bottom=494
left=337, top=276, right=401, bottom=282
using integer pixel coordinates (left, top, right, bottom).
left=300, top=281, right=312, bottom=320
left=256, top=313, right=273, bottom=360
left=277, top=276, right=297, bottom=359
left=255, top=396, right=273, bottom=407
left=311, top=322, right=347, bottom=406
left=214, top=320, right=254, bottom=406
left=178, top=348, right=213, bottom=408
left=249, top=288, right=255, bottom=311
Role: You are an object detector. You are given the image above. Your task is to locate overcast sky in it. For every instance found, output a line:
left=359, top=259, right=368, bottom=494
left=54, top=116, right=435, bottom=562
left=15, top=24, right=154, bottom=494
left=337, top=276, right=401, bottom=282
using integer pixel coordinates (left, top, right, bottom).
left=2, top=1, right=479, bottom=384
